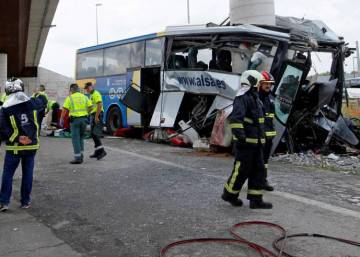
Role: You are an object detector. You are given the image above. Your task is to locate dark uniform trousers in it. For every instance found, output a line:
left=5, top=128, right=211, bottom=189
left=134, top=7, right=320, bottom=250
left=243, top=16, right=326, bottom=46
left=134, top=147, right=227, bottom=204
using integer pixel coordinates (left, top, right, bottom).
left=263, top=139, right=273, bottom=180
left=90, top=112, right=104, bottom=148
left=225, top=142, right=266, bottom=201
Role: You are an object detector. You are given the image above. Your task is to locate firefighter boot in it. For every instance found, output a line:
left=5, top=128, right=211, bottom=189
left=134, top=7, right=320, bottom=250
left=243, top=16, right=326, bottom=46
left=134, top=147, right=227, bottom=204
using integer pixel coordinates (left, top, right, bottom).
left=221, top=190, right=243, bottom=207
left=249, top=200, right=273, bottom=209
left=96, top=148, right=107, bottom=160
left=264, top=181, right=274, bottom=191
left=90, top=150, right=99, bottom=158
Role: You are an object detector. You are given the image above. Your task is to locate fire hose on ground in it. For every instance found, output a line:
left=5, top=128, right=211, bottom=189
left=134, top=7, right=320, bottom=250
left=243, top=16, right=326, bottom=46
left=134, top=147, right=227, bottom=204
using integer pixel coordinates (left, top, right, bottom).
left=159, top=221, right=360, bottom=257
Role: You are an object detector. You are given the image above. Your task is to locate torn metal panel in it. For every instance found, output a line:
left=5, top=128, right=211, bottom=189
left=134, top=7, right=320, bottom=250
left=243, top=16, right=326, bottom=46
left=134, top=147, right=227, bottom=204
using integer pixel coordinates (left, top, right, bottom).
left=314, top=115, right=359, bottom=146
left=275, top=16, right=341, bottom=45
left=150, top=92, right=185, bottom=128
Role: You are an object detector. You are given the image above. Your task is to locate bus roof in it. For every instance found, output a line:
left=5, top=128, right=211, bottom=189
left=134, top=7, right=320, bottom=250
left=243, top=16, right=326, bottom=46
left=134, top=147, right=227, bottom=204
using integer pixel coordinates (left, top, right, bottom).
left=77, top=24, right=290, bottom=54
left=78, top=33, right=159, bottom=53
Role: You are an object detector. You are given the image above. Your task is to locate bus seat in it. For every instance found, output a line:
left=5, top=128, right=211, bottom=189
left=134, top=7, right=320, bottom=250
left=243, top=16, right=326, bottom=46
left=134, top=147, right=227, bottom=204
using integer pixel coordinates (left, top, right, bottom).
left=169, top=55, right=187, bottom=69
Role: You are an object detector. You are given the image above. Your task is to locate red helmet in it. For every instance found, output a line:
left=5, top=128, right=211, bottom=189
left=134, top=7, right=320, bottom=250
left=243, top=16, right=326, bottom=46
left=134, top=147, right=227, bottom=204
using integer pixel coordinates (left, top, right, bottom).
left=261, top=71, right=275, bottom=83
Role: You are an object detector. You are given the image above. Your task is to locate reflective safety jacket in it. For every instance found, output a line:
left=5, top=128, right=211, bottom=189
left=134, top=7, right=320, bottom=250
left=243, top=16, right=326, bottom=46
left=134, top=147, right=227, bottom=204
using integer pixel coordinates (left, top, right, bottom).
left=229, top=90, right=266, bottom=145
left=89, top=90, right=104, bottom=114
left=0, top=93, right=47, bottom=154
left=63, top=92, right=92, bottom=117
left=0, top=93, right=8, bottom=106
left=259, top=92, right=277, bottom=139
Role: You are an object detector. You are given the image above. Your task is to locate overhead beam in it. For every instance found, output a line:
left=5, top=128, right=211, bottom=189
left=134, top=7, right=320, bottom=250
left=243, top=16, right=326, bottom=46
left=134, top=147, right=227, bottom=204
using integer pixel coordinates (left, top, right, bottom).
left=25, top=0, right=59, bottom=67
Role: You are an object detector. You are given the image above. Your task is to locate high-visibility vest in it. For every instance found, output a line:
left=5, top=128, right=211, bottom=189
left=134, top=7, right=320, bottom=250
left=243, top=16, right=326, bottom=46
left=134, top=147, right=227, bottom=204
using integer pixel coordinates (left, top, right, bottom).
left=63, top=92, right=92, bottom=117
left=89, top=90, right=104, bottom=114
left=47, top=99, right=56, bottom=110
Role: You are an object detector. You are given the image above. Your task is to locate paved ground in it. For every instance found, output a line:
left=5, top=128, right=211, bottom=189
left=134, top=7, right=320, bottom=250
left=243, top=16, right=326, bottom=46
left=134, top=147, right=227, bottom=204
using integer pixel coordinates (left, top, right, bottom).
left=0, top=137, right=359, bottom=257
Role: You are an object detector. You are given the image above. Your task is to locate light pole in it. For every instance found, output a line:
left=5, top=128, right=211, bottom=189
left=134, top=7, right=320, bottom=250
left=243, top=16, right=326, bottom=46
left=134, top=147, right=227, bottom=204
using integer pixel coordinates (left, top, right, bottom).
left=95, top=3, right=102, bottom=45
left=187, top=0, right=190, bottom=24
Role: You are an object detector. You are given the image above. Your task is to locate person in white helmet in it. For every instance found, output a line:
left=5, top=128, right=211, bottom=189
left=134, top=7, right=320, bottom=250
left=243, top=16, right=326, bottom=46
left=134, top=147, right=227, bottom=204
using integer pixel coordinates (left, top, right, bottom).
left=0, top=78, right=47, bottom=211
left=221, top=70, right=272, bottom=209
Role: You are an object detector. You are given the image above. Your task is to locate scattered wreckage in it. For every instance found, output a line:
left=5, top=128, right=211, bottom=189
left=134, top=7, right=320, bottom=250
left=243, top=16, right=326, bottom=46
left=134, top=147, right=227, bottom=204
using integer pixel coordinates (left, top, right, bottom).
left=120, top=16, right=359, bottom=154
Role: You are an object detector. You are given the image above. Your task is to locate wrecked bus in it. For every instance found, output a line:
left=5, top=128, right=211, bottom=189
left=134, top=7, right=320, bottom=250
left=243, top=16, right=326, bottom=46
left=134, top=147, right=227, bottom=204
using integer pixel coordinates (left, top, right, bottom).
left=75, top=16, right=359, bottom=152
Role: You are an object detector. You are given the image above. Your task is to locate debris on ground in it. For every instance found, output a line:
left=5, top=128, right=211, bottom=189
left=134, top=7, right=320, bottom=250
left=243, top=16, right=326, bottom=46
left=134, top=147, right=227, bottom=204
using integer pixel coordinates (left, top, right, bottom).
left=272, top=151, right=360, bottom=174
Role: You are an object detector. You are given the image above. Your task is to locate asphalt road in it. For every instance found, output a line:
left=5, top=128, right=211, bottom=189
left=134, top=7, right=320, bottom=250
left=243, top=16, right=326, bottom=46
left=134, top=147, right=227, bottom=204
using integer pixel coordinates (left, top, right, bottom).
left=2, top=137, right=360, bottom=257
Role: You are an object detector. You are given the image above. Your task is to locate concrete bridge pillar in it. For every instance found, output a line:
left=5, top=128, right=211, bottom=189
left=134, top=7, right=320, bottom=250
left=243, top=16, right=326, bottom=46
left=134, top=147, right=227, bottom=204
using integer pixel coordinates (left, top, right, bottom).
left=0, top=54, right=7, bottom=92
left=230, top=0, right=275, bottom=25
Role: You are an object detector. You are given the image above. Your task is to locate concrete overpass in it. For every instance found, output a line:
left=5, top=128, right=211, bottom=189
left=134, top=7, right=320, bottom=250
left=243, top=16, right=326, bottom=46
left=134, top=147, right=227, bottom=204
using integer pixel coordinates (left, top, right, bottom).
left=0, top=0, right=59, bottom=87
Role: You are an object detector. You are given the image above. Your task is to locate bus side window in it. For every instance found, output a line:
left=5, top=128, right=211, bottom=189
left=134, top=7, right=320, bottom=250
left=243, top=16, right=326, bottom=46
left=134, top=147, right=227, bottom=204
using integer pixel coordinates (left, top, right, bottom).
left=145, top=38, right=163, bottom=66
left=104, top=44, right=130, bottom=75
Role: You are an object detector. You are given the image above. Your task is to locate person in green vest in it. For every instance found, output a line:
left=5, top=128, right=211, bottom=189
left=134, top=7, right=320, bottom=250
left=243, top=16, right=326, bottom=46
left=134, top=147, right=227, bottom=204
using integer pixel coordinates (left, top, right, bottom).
left=32, top=85, right=49, bottom=129
left=84, top=82, right=107, bottom=160
left=60, top=84, right=93, bottom=164
left=46, top=99, right=60, bottom=127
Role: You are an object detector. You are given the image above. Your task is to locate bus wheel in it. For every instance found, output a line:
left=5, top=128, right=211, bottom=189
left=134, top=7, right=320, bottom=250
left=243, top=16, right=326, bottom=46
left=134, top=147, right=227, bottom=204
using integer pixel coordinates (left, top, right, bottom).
left=106, top=106, right=122, bottom=135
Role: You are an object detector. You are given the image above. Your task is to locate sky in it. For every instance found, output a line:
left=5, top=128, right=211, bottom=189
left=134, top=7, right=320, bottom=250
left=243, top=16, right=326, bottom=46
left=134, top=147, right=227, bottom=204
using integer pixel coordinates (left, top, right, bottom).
left=40, top=0, right=360, bottom=78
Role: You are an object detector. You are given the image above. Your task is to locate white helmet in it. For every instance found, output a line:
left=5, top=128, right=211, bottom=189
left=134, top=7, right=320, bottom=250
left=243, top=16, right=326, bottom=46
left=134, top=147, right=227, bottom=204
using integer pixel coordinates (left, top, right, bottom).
left=5, top=78, right=24, bottom=94
left=240, top=70, right=263, bottom=88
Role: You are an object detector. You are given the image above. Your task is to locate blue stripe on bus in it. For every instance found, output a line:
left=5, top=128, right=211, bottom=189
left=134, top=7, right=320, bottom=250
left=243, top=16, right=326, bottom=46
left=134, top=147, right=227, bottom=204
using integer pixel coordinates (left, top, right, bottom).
left=78, top=33, right=159, bottom=53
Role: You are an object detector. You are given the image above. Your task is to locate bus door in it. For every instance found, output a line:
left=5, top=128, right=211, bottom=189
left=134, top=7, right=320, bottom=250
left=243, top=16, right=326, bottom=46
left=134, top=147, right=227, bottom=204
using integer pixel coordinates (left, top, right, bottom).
left=121, top=67, right=161, bottom=127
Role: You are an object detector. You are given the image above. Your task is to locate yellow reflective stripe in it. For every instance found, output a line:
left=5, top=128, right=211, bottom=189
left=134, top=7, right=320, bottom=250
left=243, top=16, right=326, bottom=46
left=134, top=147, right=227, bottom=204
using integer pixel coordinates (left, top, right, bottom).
left=248, top=189, right=263, bottom=195
left=259, top=118, right=265, bottom=123
left=34, top=110, right=39, bottom=140
left=245, top=138, right=258, bottom=144
left=6, top=144, right=40, bottom=151
left=225, top=184, right=241, bottom=194
left=230, top=123, right=244, bottom=129
left=226, top=161, right=241, bottom=194
left=265, top=163, right=268, bottom=169
left=244, top=117, right=253, bottom=124
left=266, top=131, right=277, bottom=137
left=245, top=138, right=266, bottom=144
left=232, top=135, right=238, bottom=141
left=9, top=116, right=19, bottom=142
left=266, top=113, right=275, bottom=118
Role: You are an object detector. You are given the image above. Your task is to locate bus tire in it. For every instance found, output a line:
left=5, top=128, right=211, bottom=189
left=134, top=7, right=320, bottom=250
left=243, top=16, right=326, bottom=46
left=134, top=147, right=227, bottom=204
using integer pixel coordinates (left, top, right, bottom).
left=106, top=106, right=122, bottom=135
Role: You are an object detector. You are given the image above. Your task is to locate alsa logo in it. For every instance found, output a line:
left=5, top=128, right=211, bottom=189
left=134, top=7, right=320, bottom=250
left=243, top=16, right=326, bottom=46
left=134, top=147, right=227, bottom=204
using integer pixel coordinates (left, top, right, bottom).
left=176, top=75, right=226, bottom=89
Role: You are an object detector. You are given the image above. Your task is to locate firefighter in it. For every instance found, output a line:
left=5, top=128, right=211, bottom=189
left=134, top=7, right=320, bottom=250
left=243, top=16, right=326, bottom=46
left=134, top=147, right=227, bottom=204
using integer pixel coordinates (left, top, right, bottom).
left=60, top=84, right=93, bottom=164
left=0, top=78, right=47, bottom=211
left=259, top=71, right=276, bottom=191
left=84, top=82, right=107, bottom=160
left=221, top=70, right=272, bottom=209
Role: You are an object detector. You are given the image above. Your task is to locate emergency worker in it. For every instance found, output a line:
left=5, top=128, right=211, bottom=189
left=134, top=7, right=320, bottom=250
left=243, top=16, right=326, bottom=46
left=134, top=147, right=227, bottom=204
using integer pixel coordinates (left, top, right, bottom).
left=259, top=71, right=276, bottom=191
left=221, top=70, right=272, bottom=209
left=60, top=84, right=92, bottom=164
left=84, top=82, right=107, bottom=160
left=32, top=85, right=48, bottom=129
left=46, top=99, right=60, bottom=127
left=0, top=78, right=47, bottom=211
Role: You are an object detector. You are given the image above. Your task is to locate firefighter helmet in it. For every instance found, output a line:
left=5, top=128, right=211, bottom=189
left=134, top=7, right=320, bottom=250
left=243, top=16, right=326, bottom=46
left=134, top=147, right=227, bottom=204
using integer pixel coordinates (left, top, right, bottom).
left=240, top=70, right=263, bottom=88
left=261, top=71, right=275, bottom=83
left=5, top=77, right=24, bottom=94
